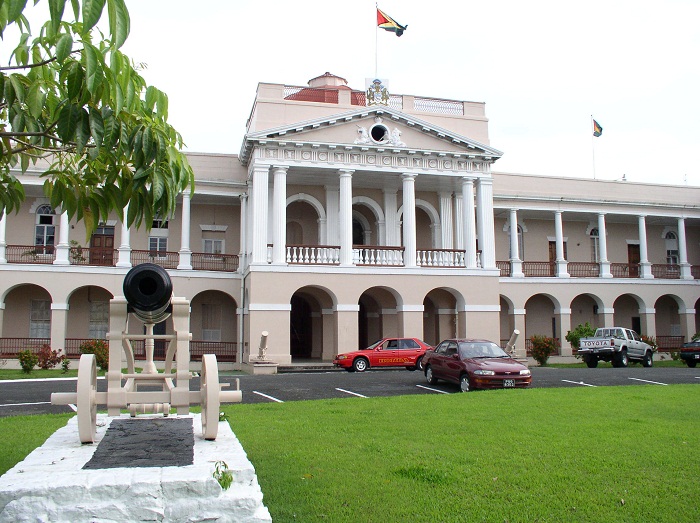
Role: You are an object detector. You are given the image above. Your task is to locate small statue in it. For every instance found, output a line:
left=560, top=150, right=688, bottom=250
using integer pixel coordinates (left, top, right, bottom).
left=388, top=128, right=406, bottom=147
left=354, top=125, right=371, bottom=144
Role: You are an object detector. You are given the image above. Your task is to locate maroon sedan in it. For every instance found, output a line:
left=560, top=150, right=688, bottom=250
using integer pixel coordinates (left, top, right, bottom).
left=333, top=337, right=432, bottom=372
left=423, top=339, right=531, bottom=392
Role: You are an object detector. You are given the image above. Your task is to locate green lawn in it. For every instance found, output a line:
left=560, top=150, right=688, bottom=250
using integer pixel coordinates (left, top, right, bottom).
left=228, top=385, right=700, bottom=523
left=1, top=386, right=698, bottom=522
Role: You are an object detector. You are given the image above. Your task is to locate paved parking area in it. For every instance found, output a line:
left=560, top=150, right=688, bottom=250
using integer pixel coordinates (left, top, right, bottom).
left=1, top=365, right=698, bottom=415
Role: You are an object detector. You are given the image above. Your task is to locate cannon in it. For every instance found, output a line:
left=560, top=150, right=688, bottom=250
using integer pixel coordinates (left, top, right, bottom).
left=52, top=263, right=241, bottom=443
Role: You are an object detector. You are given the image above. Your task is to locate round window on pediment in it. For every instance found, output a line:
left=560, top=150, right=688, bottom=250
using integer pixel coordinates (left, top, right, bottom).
left=369, top=123, right=389, bottom=143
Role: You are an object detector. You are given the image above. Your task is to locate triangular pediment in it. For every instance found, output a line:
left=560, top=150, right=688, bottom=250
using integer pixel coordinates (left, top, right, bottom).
left=240, top=106, right=502, bottom=165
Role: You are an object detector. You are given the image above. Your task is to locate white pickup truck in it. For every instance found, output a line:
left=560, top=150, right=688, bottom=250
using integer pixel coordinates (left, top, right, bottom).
left=578, top=327, right=654, bottom=368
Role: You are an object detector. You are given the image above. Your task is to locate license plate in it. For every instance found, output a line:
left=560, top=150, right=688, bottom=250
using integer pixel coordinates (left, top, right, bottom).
left=503, top=379, right=515, bottom=388
left=695, top=354, right=700, bottom=359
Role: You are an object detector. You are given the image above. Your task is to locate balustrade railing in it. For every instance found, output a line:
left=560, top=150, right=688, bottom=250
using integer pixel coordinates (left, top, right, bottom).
left=0, top=337, right=51, bottom=357
left=191, top=252, right=239, bottom=272
left=656, top=335, right=685, bottom=351
left=354, top=245, right=404, bottom=266
left=651, top=264, right=680, bottom=279
left=523, top=261, right=556, bottom=277
left=496, top=261, right=511, bottom=277
left=417, top=249, right=465, bottom=267
left=286, top=245, right=340, bottom=265
left=130, top=249, right=179, bottom=269
left=610, top=263, right=639, bottom=278
left=5, top=245, right=55, bottom=264
left=567, top=262, right=600, bottom=277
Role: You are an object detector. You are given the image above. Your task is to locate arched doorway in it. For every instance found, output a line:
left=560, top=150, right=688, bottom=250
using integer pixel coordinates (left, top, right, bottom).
left=290, top=287, right=336, bottom=361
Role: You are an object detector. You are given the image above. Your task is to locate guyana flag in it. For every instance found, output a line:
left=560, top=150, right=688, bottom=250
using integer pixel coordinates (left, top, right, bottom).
left=377, top=8, right=407, bottom=37
left=593, top=119, right=603, bottom=137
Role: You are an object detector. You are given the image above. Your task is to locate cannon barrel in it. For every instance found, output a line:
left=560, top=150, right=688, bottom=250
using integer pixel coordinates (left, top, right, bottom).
left=123, top=263, right=173, bottom=323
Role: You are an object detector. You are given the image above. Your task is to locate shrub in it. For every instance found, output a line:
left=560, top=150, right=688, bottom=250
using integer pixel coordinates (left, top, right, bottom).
left=79, top=339, right=109, bottom=371
left=565, top=322, right=596, bottom=351
left=61, top=357, right=71, bottom=373
left=18, top=350, right=39, bottom=374
left=37, top=344, right=64, bottom=369
left=692, top=332, right=700, bottom=342
left=529, top=335, right=560, bottom=366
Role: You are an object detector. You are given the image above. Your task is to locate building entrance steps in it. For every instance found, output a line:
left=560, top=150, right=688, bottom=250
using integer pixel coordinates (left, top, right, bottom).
left=0, top=414, right=271, bottom=523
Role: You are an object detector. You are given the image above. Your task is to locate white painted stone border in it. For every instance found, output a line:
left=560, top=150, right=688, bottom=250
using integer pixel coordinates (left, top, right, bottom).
left=0, top=414, right=271, bottom=523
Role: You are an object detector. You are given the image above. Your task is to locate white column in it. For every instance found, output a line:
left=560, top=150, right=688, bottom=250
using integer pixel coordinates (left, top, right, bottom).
left=271, top=165, right=288, bottom=265
left=638, top=215, right=653, bottom=278
left=476, top=177, right=496, bottom=269
left=53, top=211, right=70, bottom=265
left=0, top=211, right=6, bottom=264
left=401, top=173, right=417, bottom=268
left=462, top=177, right=477, bottom=268
left=250, top=164, right=270, bottom=265
left=177, top=191, right=192, bottom=269
left=238, top=193, right=248, bottom=271
left=439, top=192, right=453, bottom=249
left=554, top=210, right=569, bottom=277
left=509, top=209, right=523, bottom=277
left=325, top=186, right=339, bottom=246
left=678, top=217, right=692, bottom=279
left=117, top=203, right=132, bottom=267
left=453, top=193, right=464, bottom=250
left=383, top=189, right=398, bottom=246
left=339, top=169, right=354, bottom=266
left=598, top=213, right=612, bottom=277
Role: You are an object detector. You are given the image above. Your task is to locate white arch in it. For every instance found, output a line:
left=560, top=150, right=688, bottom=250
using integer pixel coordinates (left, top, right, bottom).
left=287, top=193, right=326, bottom=220
left=352, top=196, right=386, bottom=245
left=397, top=199, right=441, bottom=247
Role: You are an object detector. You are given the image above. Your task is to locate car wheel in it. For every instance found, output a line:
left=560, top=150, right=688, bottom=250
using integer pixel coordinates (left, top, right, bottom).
left=642, top=351, right=653, bottom=368
left=414, top=356, right=423, bottom=371
left=687, top=361, right=697, bottom=368
left=613, top=349, right=628, bottom=368
left=459, top=374, right=470, bottom=393
left=585, top=356, right=598, bottom=368
left=353, top=358, right=369, bottom=372
left=425, top=366, right=438, bottom=385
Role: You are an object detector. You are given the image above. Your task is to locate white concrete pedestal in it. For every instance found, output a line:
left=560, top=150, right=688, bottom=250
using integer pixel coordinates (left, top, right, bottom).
left=0, top=414, right=271, bottom=523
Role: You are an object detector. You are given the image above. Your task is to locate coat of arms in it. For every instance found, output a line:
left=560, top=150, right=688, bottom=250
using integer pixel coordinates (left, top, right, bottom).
left=366, top=79, right=390, bottom=106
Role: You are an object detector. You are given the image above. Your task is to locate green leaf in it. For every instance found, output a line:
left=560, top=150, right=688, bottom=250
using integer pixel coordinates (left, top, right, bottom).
left=48, top=0, right=66, bottom=34
left=8, top=74, right=25, bottom=103
left=106, top=0, right=129, bottom=49
left=6, top=0, right=28, bottom=24
left=88, top=107, right=104, bottom=150
left=83, top=43, right=103, bottom=95
left=26, top=83, right=45, bottom=119
left=65, top=61, right=84, bottom=101
left=145, top=85, right=157, bottom=112
left=82, top=0, right=106, bottom=33
left=57, top=103, right=82, bottom=141
left=55, top=33, right=73, bottom=62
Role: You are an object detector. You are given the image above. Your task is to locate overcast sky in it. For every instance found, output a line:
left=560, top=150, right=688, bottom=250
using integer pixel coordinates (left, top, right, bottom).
left=10, top=0, right=700, bottom=186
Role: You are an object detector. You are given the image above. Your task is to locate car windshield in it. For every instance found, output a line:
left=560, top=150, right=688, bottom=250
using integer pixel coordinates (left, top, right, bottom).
left=366, top=339, right=386, bottom=350
left=458, top=342, right=508, bottom=359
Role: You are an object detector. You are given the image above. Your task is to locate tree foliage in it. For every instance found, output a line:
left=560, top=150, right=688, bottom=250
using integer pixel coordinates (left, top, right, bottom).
left=0, top=0, right=193, bottom=235
left=565, top=322, right=596, bottom=350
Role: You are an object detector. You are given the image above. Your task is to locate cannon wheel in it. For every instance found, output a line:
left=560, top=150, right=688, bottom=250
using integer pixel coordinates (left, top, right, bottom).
left=200, top=354, right=221, bottom=440
left=77, top=354, right=97, bottom=444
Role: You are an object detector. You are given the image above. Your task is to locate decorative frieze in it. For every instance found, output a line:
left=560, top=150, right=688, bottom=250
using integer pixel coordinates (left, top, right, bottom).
left=257, top=146, right=487, bottom=174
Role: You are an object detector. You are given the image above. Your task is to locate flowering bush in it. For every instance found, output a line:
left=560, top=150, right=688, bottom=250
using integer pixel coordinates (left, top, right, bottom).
left=79, top=339, right=109, bottom=371
left=37, top=344, right=64, bottom=369
left=18, top=350, right=39, bottom=374
left=640, top=335, right=657, bottom=351
left=529, top=336, right=560, bottom=366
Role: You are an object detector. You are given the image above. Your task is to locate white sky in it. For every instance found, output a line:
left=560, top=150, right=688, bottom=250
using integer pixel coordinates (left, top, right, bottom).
left=8, top=0, right=700, bottom=186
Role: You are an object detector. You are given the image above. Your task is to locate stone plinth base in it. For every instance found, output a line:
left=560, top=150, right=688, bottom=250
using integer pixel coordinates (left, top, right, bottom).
left=0, top=414, right=271, bottom=523
left=242, top=361, right=279, bottom=375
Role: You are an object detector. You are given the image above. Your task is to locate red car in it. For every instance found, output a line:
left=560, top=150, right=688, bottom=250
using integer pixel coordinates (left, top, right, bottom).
left=423, top=339, right=531, bottom=392
left=333, top=337, right=433, bottom=372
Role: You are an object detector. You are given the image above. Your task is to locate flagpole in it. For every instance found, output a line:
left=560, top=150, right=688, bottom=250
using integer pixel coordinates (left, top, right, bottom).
left=375, top=3, right=378, bottom=77
left=591, top=115, right=597, bottom=180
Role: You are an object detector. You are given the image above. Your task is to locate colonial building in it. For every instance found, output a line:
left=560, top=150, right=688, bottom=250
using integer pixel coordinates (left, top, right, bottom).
left=1, top=72, right=698, bottom=366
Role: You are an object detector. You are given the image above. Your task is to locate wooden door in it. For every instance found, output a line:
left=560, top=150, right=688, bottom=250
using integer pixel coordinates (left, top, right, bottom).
left=90, top=233, right=114, bottom=266
left=628, top=244, right=640, bottom=277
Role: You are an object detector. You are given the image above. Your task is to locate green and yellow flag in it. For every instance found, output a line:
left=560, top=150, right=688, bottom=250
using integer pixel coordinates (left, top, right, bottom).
left=593, top=119, right=603, bottom=137
left=377, top=8, right=407, bottom=37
